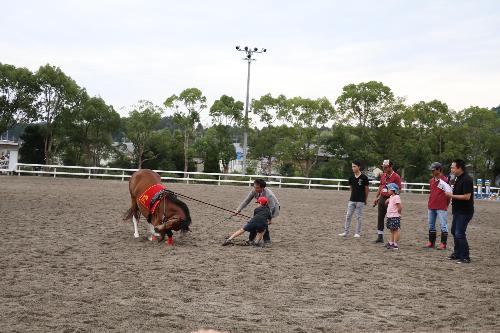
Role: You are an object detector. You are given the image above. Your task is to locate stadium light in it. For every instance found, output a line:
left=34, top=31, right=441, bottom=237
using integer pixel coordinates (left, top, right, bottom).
left=234, top=45, right=267, bottom=174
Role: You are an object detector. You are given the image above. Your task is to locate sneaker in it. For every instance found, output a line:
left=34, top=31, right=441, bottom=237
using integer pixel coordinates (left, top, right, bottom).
left=447, top=253, right=458, bottom=260
left=392, top=244, right=399, bottom=250
left=353, top=234, right=361, bottom=238
left=437, top=243, right=447, bottom=250
left=252, top=241, right=264, bottom=248
left=375, top=235, right=384, bottom=243
left=385, top=242, right=393, bottom=249
left=456, top=258, right=471, bottom=264
left=338, top=232, right=347, bottom=237
left=423, top=242, right=435, bottom=249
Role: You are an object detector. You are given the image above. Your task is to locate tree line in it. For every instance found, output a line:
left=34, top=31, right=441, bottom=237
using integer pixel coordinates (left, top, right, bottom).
left=1, top=62, right=499, bottom=183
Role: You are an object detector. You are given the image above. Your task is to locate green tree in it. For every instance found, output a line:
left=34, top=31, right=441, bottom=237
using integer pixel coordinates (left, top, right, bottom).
left=107, top=144, right=134, bottom=169
left=193, top=128, right=226, bottom=173
left=61, top=95, right=121, bottom=166
left=322, top=124, right=380, bottom=171
left=335, top=81, right=395, bottom=128
left=164, top=88, right=207, bottom=174
left=0, top=63, right=39, bottom=134
left=492, top=105, right=500, bottom=117
left=252, top=94, right=335, bottom=177
left=207, top=95, right=243, bottom=173
left=248, top=126, right=281, bottom=175
left=142, top=129, right=185, bottom=171
left=403, top=100, right=452, bottom=158
left=210, top=95, right=244, bottom=127
left=251, top=93, right=287, bottom=126
left=125, top=100, right=163, bottom=168
left=35, top=64, right=80, bottom=164
left=459, top=107, right=500, bottom=180
left=373, top=100, right=451, bottom=181
left=491, top=105, right=500, bottom=179
left=18, top=124, right=45, bottom=164
left=155, top=115, right=180, bottom=131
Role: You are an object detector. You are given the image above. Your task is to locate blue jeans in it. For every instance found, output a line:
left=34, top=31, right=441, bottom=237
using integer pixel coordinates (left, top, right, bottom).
left=428, top=209, right=448, bottom=232
left=451, top=213, right=473, bottom=260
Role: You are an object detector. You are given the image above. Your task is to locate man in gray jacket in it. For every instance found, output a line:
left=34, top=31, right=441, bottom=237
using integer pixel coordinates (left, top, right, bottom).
left=234, top=179, right=280, bottom=244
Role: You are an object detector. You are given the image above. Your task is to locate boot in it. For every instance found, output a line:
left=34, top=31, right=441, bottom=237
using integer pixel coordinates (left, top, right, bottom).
left=375, top=234, right=384, bottom=243
left=424, top=231, right=436, bottom=248
left=438, top=232, right=448, bottom=250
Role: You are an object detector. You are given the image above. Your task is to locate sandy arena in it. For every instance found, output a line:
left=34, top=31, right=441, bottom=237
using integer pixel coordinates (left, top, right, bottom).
left=0, top=176, right=499, bottom=332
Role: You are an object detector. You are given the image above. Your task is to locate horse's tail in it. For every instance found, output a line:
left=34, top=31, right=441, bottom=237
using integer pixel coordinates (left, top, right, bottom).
left=123, top=199, right=139, bottom=221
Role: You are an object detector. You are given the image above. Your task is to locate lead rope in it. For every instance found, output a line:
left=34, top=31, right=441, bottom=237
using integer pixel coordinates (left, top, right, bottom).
left=168, top=190, right=251, bottom=219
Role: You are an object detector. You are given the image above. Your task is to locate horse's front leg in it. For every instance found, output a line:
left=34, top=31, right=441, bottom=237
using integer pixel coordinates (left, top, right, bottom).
left=166, top=229, right=174, bottom=246
left=133, top=215, right=140, bottom=238
left=153, top=222, right=174, bottom=246
left=147, top=223, right=162, bottom=242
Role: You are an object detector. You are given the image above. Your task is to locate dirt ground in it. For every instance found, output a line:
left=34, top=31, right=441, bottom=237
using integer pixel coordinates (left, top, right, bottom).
left=0, top=176, right=499, bottom=333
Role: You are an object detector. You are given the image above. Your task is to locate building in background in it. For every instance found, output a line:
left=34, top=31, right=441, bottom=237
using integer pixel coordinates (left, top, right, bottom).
left=0, top=140, right=19, bottom=172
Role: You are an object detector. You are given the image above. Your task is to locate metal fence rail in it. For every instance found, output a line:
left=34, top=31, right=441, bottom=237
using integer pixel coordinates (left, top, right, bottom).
left=12, top=163, right=500, bottom=195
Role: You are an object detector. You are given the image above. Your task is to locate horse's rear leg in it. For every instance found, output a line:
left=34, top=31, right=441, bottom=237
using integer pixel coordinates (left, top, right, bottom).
left=133, top=215, right=140, bottom=238
left=128, top=198, right=140, bottom=238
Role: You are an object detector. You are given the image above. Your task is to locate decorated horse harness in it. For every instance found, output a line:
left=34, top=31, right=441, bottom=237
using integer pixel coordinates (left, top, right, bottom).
left=138, top=184, right=171, bottom=224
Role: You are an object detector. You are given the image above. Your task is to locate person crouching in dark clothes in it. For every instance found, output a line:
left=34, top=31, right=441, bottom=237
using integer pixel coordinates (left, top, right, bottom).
left=223, top=197, right=272, bottom=247
left=234, top=178, right=280, bottom=244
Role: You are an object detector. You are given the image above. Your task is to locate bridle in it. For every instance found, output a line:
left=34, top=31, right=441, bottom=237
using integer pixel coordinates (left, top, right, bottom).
left=147, top=189, right=174, bottom=226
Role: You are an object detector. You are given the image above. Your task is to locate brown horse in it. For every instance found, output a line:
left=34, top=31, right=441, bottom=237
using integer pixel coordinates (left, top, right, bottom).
left=124, top=169, right=191, bottom=245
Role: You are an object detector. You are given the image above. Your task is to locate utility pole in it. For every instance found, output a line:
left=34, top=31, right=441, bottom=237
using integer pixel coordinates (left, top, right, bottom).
left=235, top=45, right=266, bottom=174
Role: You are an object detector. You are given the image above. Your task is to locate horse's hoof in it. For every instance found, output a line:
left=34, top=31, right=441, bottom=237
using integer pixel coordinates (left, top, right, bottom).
left=134, top=233, right=140, bottom=238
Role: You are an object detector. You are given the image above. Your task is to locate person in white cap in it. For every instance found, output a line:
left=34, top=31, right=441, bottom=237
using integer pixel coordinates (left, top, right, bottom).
left=372, top=160, right=401, bottom=243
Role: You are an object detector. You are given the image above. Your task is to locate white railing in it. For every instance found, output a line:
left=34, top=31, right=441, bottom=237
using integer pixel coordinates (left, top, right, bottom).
left=11, top=163, right=500, bottom=195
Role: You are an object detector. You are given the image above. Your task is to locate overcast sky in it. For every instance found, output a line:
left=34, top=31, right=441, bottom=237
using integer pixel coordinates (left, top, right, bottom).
left=1, top=0, right=499, bottom=126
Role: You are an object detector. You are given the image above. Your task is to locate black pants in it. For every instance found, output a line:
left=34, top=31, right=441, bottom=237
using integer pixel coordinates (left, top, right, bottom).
left=451, top=213, right=473, bottom=260
left=249, top=225, right=270, bottom=242
left=377, top=196, right=388, bottom=232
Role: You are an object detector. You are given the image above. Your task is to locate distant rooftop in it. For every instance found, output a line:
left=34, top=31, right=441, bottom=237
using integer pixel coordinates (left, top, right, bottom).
left=0, top=140, right=19, bottom=147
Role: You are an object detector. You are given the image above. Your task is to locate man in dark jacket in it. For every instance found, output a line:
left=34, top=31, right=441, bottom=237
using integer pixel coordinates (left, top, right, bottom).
left=445, top=159, right=474, bottom=264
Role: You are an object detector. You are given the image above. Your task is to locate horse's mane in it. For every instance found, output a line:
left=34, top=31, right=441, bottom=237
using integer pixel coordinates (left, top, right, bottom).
left=165, top=190, right=192, bottom=231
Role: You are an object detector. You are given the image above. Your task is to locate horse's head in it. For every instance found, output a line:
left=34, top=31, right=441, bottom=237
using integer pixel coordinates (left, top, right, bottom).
left=153, top=191, right=192, bottom=235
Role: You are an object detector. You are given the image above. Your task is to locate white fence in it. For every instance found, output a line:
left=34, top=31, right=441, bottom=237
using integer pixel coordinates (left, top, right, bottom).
left=12, top=163, right=500, bottom=195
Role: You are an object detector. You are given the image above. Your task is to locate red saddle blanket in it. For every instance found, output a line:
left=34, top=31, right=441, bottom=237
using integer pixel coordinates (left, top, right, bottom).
left=138, top=183, right=166, bottom=214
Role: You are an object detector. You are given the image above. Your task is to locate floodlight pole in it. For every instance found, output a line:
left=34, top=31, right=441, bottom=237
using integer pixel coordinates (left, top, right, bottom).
left=235, top=46, right=266, bottom=174
left=242, top=59, right=251, bottom=175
